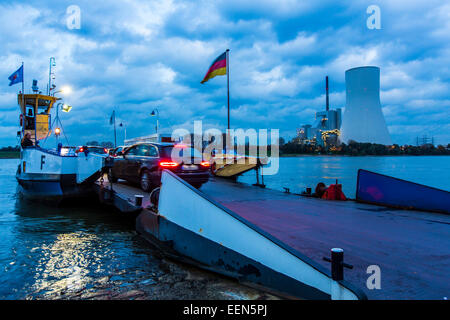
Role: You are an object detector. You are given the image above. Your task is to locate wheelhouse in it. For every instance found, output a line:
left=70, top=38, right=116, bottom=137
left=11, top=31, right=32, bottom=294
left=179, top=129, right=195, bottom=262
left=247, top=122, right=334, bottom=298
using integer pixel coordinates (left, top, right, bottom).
left=18, top=93, right=59, bottom=144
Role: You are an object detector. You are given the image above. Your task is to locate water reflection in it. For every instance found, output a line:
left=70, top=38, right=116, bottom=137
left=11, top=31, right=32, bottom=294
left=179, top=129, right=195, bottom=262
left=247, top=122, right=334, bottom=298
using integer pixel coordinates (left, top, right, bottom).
left=0, top=159, right=158, bottom=299
left=32, top=232, right=101, bottom=297
left=6, top=194, right=160, bottom=299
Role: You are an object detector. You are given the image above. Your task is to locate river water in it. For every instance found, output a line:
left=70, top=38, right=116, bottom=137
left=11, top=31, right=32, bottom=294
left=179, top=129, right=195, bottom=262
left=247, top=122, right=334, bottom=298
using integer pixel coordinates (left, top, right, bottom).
left=239, top=155, right=450, bottom=197
left=1, top=156, right=449, bottom=299
left=0, top=159, right=270, bottom=300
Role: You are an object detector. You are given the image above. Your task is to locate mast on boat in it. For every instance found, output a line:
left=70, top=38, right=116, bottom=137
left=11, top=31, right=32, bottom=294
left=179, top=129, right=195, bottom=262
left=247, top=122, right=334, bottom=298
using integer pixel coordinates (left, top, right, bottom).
left=18, top=57, right=66, bottom=146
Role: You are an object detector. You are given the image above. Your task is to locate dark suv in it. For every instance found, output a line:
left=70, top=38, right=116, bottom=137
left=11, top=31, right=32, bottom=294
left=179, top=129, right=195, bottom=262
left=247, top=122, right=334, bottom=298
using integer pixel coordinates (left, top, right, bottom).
left=108, top=142, right=210, bottom=191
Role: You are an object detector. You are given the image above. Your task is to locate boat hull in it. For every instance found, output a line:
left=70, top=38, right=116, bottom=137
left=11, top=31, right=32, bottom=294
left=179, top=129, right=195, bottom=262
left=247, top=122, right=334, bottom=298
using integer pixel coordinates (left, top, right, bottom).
left=136, top=209, right=330, bottom=299
left=136, top=170, right=365, bottom=300
left=16, top=172, right=92, bottom=201
left=16, top=147, right=106, bottom=201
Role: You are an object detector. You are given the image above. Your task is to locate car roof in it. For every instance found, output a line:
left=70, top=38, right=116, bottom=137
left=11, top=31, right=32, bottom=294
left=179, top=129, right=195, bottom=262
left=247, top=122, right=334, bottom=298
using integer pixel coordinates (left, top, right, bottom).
left=129, top=142, right=176, bottom=147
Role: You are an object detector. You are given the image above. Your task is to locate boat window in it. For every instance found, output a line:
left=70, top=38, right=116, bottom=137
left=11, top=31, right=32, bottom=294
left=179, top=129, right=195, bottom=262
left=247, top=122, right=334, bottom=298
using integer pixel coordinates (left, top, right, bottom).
left=25, top=98, right=35, bottom=107
left=25, top=98, right=35, bottom=116
left=38, top=99, right=51, bottom=114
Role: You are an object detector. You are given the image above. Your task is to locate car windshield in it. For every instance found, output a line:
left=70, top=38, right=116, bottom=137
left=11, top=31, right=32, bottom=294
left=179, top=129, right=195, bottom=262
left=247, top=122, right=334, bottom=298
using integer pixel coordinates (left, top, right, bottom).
left=162, top=146, right=203, bottom=161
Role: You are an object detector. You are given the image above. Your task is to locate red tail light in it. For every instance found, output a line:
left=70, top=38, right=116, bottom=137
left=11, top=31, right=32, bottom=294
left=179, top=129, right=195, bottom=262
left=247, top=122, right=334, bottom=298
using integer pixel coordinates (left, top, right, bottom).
left=104, top=148, right=107, bottom=153
left=159, top=161, right=179, bottom=168
left=77, top=147, right=84, bottom=153
left=200, top=161, right=210, bottom=167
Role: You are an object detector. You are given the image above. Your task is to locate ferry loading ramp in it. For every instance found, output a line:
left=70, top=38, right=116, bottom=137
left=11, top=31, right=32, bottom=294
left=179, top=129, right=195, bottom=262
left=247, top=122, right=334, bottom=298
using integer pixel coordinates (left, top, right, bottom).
left=95, top=174, right=450, bottom=300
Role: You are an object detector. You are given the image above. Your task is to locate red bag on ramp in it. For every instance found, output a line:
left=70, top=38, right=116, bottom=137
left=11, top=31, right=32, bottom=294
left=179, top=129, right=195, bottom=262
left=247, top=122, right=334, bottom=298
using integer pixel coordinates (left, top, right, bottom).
left=322, top=184, right=347, bottom=201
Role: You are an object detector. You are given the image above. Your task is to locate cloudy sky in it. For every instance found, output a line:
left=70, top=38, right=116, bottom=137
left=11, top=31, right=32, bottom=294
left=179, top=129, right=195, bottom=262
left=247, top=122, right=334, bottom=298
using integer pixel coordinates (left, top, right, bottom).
left=0, top=0, right=449, bottom=147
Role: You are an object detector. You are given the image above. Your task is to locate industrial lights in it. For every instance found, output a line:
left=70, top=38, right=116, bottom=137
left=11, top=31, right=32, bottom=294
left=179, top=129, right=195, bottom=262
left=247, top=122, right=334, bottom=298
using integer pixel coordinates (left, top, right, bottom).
left=55, top=127, right=61, bottom=136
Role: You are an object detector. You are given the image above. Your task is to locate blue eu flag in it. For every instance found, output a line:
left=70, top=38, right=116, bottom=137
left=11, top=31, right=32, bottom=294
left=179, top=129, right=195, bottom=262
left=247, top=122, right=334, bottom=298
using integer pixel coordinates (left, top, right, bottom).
left=8, top=65, right=23, bottom=86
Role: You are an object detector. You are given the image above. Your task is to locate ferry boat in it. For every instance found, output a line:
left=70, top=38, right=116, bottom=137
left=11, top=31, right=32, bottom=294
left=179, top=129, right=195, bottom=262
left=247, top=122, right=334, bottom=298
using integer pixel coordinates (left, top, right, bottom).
left=15, top=72, right=108, bottom=201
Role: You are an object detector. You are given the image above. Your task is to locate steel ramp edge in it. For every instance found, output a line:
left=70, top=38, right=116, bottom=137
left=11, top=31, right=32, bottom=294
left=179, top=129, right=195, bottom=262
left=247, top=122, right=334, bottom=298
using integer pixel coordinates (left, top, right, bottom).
left=356, top=169, right=450, bottom=214
left=155, top=169, right=366, bottom=300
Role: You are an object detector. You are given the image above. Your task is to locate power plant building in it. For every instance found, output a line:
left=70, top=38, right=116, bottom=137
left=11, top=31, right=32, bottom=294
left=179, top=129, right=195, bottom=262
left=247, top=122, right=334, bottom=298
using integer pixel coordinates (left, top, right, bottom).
left=340, top=66, right=392, bottom=145
left=297, top=76, right=342, bottom=146
left=297, top=67, right=392, bottom=147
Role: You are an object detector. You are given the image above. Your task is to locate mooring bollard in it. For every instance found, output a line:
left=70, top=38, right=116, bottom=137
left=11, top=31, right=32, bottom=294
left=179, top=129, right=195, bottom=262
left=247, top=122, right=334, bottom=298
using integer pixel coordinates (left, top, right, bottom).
left=135, top=195, right=144, bottom=206
left=331, top=248, right=344, bottom=280
left=323, top=248, right=354, bottom=300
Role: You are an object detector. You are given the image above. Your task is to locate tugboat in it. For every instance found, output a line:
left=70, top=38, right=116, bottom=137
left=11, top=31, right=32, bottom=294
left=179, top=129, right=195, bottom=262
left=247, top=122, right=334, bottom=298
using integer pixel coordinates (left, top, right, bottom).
left=15, top=62, right=109, bottom=202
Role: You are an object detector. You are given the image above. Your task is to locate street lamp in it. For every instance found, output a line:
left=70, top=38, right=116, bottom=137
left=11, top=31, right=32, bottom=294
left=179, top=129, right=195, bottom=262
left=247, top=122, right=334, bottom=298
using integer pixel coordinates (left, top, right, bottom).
left=53, top=85, right=72, bottom=97
left=119, top=122, right=127, bottom=143
left=54, top=102, right=72, bottom=144
left=151, top=108, right=159, bottom=134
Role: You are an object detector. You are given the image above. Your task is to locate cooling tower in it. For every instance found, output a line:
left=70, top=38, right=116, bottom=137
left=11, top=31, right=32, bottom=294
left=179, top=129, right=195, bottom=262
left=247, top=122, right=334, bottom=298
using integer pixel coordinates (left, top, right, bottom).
left=340, top=66, right=392, bottom=145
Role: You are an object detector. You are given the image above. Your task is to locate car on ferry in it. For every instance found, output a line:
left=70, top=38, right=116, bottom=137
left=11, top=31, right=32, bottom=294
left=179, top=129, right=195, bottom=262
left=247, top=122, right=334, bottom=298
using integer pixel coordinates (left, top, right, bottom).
left=75, top=146, right=108, bottom=155
left=109, top=145, right=128, bottom=158
left=107, top=142, right=210, bottom=191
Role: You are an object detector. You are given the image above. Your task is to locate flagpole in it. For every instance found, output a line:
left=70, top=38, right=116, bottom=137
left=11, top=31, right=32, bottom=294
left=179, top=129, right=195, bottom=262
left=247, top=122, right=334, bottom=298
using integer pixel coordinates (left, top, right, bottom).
left=225, top=49, right=230, bottom=154
left=21, top=62, right=25, bottom=137
left=21, top=62, right=24, bottom=97
left=226, top=49, right=230, bottom=130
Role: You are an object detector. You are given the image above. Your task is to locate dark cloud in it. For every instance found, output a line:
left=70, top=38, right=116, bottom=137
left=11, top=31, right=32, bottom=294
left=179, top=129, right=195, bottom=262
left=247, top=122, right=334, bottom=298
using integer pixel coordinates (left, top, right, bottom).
left=0, top=0, right=449, bottom=146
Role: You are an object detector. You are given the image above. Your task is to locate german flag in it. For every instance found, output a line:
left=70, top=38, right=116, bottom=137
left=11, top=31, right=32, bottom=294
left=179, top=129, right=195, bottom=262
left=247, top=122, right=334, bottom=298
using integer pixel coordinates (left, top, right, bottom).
left=201, top=51, right=227, bottom=84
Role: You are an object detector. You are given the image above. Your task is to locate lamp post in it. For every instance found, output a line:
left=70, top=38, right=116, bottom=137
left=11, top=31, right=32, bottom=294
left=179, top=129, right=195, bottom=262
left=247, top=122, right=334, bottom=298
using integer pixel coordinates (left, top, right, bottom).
left=52, top=85, right=72, bottom=97
left=54, top=103, right=64, bottom=144
left=119, top=122, right=126, bottom=144
left=151, top=108, right=159, bottom=134
left=52, top=87, right=72, bottom=148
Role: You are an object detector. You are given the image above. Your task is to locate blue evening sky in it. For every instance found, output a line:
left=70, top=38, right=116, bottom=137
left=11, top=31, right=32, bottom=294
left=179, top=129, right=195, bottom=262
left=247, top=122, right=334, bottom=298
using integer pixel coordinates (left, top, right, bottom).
left=0, top=0, right=449, bottom=147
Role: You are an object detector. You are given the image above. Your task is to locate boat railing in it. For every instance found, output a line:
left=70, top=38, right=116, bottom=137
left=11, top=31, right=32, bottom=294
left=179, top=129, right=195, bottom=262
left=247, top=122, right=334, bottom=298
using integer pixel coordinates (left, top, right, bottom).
left=23, top=145, right=78, bottom=157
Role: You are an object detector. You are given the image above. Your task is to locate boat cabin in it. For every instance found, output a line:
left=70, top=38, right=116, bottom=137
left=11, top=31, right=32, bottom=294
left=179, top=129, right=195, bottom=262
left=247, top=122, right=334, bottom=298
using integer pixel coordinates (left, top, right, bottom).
left=18, top=93, right=59, bottom=143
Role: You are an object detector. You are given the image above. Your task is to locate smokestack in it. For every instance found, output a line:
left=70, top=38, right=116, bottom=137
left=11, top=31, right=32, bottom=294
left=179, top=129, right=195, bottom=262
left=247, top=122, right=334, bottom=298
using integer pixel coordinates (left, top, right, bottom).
left=326, top=76, right=329, bottom=111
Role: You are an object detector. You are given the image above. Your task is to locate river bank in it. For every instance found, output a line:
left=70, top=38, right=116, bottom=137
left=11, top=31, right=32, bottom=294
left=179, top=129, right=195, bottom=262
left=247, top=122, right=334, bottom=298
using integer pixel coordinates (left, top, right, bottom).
left=279, top=141, right=450, bottom=156
left=279, top=153, right=450, bottom=157
left=0, top=151, right=19, bottom=159
left=33, top=254, right=278, bottom=300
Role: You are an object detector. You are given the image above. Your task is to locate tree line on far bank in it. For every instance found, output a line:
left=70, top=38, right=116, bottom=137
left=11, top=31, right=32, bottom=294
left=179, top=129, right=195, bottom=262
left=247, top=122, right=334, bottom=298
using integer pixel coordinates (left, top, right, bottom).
left=0, top=146, right=20, bottom=152
left=0, top=146, right=20, bottom=159
left=279, top=139, right=450, bottom=156
left=85, top=141, right=115, bottom=148
left=2, top=139, right=450, bottom=157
